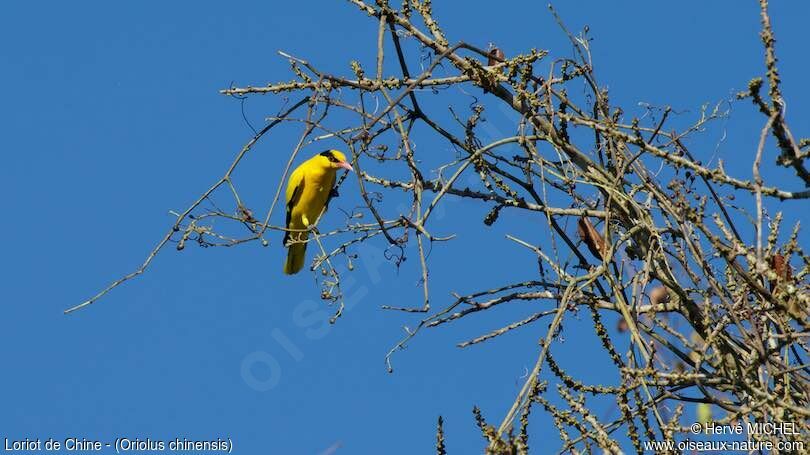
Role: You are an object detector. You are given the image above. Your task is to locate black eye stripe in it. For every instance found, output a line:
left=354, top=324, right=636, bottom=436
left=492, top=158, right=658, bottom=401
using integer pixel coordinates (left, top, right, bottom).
left=320, top=150, right=340, bottom=163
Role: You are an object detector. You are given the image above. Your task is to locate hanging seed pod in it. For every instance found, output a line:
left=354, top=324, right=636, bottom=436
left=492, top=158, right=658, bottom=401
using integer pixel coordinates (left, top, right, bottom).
left=577, top=216, right=607, bottom=260
left=487, top=46, right=505, bottom=66
left=616, top=318, right=628, bottom=333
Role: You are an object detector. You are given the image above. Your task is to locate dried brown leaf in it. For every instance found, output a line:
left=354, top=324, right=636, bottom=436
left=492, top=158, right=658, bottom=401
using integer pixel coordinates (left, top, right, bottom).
left=768, top=253, right=793, bottom=291
left=577, top=216, right=607, bottom=260
left=487, top=47, right=505, bottom=66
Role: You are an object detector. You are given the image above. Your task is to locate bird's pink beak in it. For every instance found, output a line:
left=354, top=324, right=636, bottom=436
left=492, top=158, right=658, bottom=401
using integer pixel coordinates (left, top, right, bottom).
left=338, top=161, right=354, bottom=172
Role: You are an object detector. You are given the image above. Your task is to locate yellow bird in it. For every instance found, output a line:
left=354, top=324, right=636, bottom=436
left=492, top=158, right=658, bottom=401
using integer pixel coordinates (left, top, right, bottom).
left=283, top=150, right=353, bottom=274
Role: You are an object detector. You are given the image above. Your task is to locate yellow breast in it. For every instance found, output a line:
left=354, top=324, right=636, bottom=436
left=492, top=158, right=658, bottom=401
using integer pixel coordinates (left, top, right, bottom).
left=288, top=159, right=336, bottom=229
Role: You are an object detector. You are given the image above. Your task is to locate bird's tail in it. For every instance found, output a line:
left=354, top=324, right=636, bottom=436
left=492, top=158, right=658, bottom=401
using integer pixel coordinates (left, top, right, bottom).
left=283, top=234, right=308, bottom=275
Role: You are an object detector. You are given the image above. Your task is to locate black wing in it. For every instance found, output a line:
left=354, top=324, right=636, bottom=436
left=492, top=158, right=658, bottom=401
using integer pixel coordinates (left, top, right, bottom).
left=325, top=177, right=339, bottom=211
left=283, top=179, right=304, bottom=246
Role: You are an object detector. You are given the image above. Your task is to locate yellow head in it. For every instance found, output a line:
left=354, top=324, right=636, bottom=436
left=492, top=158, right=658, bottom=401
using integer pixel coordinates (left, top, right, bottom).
left=316, top=149, right=353, bottom=172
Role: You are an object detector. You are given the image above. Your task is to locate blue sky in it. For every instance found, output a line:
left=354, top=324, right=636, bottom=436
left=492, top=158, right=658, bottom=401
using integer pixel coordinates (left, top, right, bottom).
left=2, top=1, right=808, bottom=453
